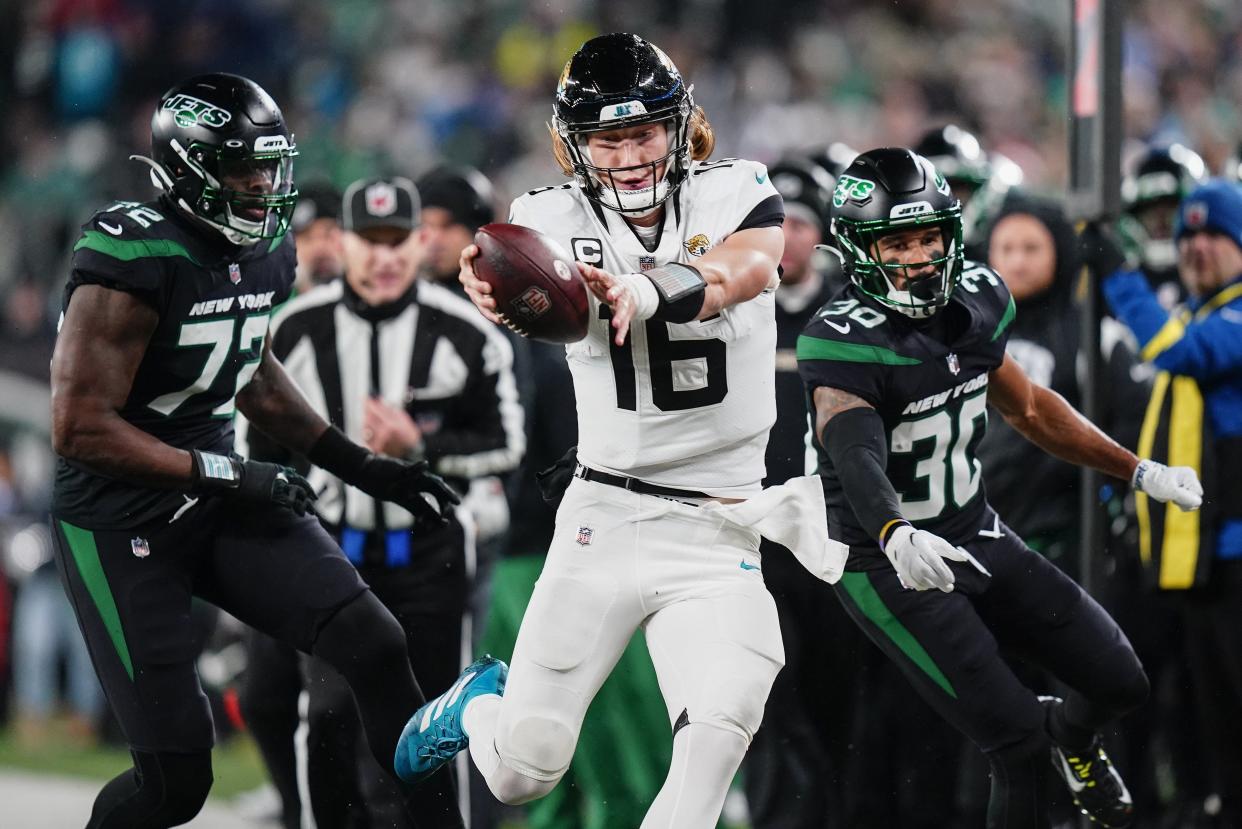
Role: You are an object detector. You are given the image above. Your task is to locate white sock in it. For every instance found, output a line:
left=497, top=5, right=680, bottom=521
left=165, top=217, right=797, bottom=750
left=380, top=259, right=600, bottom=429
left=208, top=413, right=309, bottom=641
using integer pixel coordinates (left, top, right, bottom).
left=462, top=693, right=502, bottom=778
left=640, top=722, right=748, bottom=829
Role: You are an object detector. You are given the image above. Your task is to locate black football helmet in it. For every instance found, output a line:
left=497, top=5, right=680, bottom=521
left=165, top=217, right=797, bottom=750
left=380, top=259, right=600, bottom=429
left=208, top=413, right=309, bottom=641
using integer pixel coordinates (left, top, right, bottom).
left=806, top=142, right=859, bottom=180
left=553, top=33, right=694, bottom=216
left=133, top=73, right=298, bottom=246
left=915, top=124, right=1023, bottom=247
left=768, top=158, right=834, bottom=230
left=830, top=148, right=964, bottom=318
left=1120, top=143, right=1206, bottom=270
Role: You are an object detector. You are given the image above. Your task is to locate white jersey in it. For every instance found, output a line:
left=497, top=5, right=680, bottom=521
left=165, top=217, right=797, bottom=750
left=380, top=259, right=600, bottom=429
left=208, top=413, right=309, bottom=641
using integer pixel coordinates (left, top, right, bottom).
left=508, top=158, right=783, bottom=496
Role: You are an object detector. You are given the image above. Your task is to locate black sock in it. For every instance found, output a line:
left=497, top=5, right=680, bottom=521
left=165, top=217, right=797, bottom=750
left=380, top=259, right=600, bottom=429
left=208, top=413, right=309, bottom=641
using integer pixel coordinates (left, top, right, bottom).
left=1046, top=698, right=1097, bottom=754
left=88, top=749, right=213, bottom=829
left=985, top=732, right=1051, bottom=829
left=312, top=590, right=464, bottom=829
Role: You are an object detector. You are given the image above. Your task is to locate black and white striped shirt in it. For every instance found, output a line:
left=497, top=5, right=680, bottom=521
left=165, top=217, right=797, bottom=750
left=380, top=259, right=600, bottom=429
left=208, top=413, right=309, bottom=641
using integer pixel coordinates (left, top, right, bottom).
left=252, top=278, right=524, bottom=531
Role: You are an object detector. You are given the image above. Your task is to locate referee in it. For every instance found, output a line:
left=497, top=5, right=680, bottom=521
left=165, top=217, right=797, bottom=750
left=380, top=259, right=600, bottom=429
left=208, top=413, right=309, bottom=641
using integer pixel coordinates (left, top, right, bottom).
left=249, top=176, right=524, bottom=827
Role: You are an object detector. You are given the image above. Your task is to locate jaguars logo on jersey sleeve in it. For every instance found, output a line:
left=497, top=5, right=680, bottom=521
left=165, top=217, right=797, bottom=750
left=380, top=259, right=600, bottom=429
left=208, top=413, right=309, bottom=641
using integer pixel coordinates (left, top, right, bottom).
left=799, top=267, right=1015, bottom=549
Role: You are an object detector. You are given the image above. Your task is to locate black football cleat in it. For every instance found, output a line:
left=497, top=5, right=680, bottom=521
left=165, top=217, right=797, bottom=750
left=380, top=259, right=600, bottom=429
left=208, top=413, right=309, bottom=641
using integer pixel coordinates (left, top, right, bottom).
left=1042, top=696, right=1134, bottom=827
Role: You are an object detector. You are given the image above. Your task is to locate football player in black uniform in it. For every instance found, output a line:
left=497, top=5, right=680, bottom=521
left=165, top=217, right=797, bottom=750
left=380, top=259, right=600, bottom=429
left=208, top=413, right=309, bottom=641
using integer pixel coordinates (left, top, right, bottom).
left=49, top=73, right=463, bottom=829
left=798, top=148, right=1203, bottom=829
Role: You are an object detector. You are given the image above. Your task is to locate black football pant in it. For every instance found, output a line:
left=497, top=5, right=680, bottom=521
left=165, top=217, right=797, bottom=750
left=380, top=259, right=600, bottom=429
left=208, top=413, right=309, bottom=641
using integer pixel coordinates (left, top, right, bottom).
left=238, top=629, right=302, bottom=829
left=52, top=496, right=463, bottom=829
left=834, top=522, right=1149, bottom=829
left=302, top=525, right=470, bottom=829
left=744, top=540, right=965, bottom=829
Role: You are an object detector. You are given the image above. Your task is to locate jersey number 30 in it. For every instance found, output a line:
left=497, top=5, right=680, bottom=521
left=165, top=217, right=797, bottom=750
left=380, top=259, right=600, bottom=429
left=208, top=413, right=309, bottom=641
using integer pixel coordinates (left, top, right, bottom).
left=601, top=307, right=727, bottom=412
left=891, top=391, right=988, bottom=520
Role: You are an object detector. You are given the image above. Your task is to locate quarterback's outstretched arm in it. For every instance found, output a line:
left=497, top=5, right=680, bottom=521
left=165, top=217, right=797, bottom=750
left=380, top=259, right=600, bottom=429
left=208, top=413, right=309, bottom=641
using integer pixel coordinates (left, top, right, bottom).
left=689, top=226, right=784, bottom=318
left=582, top=226, right=784, bottom=345
left=52, top=285, right=197, bottom=487
left=987, top=353, right=1201, bottom=510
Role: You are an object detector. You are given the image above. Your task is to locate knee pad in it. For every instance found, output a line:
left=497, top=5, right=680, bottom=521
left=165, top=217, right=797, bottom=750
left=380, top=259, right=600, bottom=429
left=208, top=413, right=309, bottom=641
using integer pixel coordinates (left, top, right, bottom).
left=498, top=709, right=577, bottom=781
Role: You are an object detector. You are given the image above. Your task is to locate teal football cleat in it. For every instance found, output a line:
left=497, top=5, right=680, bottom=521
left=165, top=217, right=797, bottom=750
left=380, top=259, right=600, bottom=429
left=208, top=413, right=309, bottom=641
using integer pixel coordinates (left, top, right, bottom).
left=395, top=655, right=508, bottom=783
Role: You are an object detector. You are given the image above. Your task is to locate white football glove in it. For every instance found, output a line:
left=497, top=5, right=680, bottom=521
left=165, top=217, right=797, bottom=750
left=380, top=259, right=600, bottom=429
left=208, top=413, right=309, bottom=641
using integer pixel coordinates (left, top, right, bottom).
left=883, top=524, right=970, bottom=592
left=1133, top=459, right=1203, bottom=511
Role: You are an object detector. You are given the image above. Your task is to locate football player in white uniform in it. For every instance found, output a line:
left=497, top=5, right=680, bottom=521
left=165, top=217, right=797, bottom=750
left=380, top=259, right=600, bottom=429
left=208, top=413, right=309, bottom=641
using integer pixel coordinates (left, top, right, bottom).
left=395, top=33, right=796, bottom=827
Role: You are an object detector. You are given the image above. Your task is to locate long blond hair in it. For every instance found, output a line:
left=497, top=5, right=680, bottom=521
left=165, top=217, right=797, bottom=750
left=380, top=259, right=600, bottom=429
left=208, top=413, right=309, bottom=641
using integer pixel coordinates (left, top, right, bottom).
left=548, top=105, right=716, bottom=178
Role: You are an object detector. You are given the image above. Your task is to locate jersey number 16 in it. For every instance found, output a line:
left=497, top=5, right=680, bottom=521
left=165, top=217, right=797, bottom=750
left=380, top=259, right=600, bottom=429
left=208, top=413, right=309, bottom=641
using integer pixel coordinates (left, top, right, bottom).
left=601, top=307, right=727, bottom=412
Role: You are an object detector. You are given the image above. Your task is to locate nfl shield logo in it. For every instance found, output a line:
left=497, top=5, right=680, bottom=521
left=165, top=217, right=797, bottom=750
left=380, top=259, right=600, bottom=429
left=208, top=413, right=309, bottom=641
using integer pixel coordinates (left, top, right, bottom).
left=228, top=262, right=241, bottom=284
left=638, top=255, right=657, bottom=272
left=576, top=526, right=594, bottom=546
left=946, top=353, right=961, bottom=375
left=1184, top=201, right=1208, bottom=230
left=131, top=537, right=150, bottom=558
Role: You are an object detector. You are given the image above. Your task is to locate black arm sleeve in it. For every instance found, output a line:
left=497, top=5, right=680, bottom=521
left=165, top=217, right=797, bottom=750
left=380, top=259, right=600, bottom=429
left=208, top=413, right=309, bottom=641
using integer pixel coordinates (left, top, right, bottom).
left=736, top=194, right=786, bottom=231
left=823, top=406, right=905, bottom=543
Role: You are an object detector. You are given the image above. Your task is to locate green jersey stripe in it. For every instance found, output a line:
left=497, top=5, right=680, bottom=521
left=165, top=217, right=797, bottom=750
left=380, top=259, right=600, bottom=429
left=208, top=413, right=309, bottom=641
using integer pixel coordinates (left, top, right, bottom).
left=74, top=231, right=200, bottom=265
left=839, top=571, right=957, bottom=699
left=797, top=334, right=922, bottom=366
left=990, top=295, right=1016, bottom=342
left=58, top=521, right=135, bottom=682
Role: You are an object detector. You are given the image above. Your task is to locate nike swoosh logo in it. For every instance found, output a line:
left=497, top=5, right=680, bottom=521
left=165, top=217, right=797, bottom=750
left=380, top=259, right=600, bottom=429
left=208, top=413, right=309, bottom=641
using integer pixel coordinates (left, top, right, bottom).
left=739, top=560, right=762, bottom=572
left=755, top=173, right=767, bottom=184
left=169, top=495, right=200, bottom=523
left=824, top=320, right=851, bottom=334
left=1057, top=751, right=1087, bottom=793
left=98, top=221, right=123, bottom=236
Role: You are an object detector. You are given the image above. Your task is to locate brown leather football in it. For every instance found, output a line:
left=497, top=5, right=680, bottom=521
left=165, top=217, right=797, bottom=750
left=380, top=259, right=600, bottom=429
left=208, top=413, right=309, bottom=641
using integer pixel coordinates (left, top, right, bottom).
left=472, top=223, right=590, bottom=343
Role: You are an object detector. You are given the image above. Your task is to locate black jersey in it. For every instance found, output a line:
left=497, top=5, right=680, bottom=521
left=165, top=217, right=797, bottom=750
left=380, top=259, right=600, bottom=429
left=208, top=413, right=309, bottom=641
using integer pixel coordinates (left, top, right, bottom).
left=797, top=262, right=1016, bottom=548
left=52, top=197, right=296, bottom=528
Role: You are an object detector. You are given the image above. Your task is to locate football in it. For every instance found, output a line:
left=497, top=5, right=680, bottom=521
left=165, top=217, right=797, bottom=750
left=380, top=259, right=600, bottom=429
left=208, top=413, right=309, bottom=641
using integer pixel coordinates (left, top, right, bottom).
left=473, top=223, right=590, bottom=343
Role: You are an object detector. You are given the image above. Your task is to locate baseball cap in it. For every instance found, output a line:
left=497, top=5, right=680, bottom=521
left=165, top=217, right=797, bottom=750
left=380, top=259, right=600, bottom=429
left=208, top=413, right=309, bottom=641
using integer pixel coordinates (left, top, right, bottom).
left=291, top=181, right=342, bottom=233
left=1175, top=179, right=1242, bottom=251
left=415, top=166, right=495, bottom=232
left=342, top=177, right=420, bottom=233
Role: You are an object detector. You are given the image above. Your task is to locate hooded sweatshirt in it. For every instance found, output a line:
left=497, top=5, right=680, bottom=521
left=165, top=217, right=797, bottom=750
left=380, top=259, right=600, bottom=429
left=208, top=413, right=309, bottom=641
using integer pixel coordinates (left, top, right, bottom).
left=977, top=196, right=1149, bottom=555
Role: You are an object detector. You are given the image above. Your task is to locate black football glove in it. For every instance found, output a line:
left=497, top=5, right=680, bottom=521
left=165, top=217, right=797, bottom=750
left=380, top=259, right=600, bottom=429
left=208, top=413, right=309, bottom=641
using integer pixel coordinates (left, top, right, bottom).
left=192, top=450, right=318, bottom=516
left=306, top=426, right=462, bottom=528
left=1078, top=221, right=1130, bottom=280
left=352, top=455, right=461, bottom=527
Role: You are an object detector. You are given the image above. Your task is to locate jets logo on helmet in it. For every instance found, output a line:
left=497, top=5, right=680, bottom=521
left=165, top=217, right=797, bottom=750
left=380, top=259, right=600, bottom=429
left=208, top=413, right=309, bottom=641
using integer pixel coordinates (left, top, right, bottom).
left=833, top=175, right=876, bottom=208
left=829, top=148, right=964, bottom=319
left=132, top=73, right=299, bottom=247
left=162, top=94, right=232, bottom=129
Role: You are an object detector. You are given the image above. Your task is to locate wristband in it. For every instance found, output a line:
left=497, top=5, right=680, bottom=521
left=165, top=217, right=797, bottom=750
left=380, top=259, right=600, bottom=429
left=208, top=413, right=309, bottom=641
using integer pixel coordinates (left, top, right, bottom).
left=878, top=518, right=911, bottom=551
left=646, top=263, right=707, bottom=323
left=191, top=450, right=241, bottom=491
left=307, top=425, right=372, bottom=484
left=1132, top=459, right=1151, bottom=492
